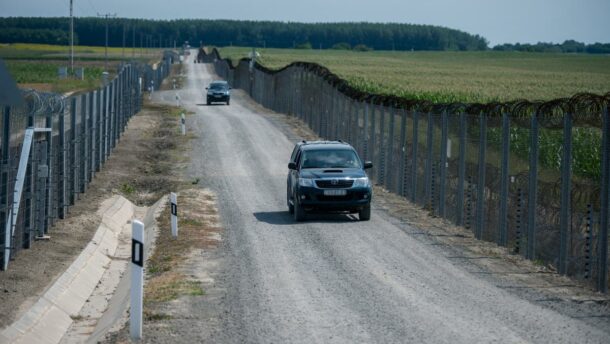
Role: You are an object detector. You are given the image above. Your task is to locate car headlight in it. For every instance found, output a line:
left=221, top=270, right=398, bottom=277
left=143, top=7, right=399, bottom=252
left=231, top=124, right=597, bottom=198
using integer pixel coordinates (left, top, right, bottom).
left=298, top=178, right=314, bottom=187
left=352, top=177, right=370, bottom=188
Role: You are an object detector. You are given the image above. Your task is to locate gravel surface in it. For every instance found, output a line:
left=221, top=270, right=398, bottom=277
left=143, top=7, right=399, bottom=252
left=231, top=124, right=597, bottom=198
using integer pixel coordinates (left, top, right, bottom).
left=146, top=57, right=610, bottom=344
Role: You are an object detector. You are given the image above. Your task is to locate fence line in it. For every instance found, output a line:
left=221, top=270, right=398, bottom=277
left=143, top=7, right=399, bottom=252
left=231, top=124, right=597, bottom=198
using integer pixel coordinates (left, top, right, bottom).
left=199, top=48, right=610, bottom=293
left=0, top=51, right=175, bottom=271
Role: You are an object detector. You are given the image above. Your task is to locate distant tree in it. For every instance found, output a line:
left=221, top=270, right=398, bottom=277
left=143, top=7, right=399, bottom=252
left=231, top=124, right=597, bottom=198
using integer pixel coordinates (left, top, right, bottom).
left=353, top=44, right=372, bottom=52
left=331, top=42, right=351, bottom=50
left=295, top=42, right=312, bottom=49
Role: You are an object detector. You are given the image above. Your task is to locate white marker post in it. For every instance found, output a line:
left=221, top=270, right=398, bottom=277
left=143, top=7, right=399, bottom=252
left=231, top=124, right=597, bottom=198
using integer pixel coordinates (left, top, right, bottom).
left=175, top=93, right=180, bottom=107
left=130, top=220, right=145, bottom=340
left=180, top=113, right=186, bottom=136
left=170, top=193, right=178, bottom=237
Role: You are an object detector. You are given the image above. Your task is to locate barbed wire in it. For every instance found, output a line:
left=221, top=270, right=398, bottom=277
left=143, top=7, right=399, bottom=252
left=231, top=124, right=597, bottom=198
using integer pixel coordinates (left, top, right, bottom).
left=201, top=47, right=609, bottom=128
left=19, top=89, right=66, bottom=117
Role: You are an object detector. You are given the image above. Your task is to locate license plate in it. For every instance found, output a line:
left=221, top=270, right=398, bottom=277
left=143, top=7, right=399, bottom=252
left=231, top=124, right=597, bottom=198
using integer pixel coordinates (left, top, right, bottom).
left=324, top=189, right=347, bottom=196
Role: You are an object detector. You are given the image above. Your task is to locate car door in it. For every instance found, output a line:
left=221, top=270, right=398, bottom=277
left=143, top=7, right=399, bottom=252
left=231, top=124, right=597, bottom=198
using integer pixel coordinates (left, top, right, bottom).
left=289, top=148, right=302, bottom=199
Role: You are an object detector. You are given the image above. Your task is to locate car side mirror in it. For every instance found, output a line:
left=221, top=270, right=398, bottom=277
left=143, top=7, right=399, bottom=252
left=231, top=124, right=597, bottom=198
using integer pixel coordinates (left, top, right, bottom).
left=229, top=87, right=232, bottom=90
left=288, top=162, right=297, bottom=170
left=205, top=87, right=208, bottom=90
left=363, top=161, right=373, bottom=169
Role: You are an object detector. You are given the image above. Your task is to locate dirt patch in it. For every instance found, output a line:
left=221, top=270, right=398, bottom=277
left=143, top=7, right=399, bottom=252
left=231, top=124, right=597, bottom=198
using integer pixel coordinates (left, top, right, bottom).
left=0, top=100, right=189, bottom=329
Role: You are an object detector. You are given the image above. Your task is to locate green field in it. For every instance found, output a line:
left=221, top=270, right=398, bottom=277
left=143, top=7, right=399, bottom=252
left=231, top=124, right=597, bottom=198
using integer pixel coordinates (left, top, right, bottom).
left=0, top=43, right=163, bottom=93
left=217, top=47, right=610, bottom=103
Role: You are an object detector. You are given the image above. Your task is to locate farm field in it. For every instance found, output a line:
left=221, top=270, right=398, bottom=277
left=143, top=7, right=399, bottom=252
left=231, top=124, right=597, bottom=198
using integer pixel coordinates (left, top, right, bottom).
left=217, top=47, right=610, bottom=103
left=0, top=43, right=163, bottom=93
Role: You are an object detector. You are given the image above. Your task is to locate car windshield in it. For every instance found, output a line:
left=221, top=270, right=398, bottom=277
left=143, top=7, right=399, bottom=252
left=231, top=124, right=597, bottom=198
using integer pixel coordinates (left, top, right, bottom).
left=301, top=149, right=361, bottom=169
left=210, top=84, right=226, bottom=90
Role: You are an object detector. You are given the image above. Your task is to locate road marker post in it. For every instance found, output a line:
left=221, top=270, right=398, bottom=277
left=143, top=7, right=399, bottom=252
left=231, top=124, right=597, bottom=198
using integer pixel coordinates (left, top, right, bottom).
left=175, top=93, right=180, bottom=107
left=130, top=219, right=145, bottom=340
left=170, top=193, right=178, bottom=237
left=180, top=113, right=186, bottom=135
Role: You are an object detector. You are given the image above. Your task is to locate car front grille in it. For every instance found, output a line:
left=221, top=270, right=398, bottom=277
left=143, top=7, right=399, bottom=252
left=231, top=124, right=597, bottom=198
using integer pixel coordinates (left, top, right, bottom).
left=315, top=179, right=354, bottom=188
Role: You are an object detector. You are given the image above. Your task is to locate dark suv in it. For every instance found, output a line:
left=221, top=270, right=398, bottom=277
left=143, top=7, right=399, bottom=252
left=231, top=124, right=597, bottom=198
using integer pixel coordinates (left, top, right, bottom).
left=287, top=141, right=373, bottom=221
left=206, top=80, right=231, bottom=105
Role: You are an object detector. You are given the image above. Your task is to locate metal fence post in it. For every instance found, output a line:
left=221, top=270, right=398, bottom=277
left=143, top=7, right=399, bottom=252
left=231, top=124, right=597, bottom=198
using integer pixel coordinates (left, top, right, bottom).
left=58, top=103, right=66, bottom=219
left=96, top=90, right=102, bottom=172
left=424, top=112, right=434, bottom=209
left=398, top=109, right=407, bottom=197
left=88, top=91, right=95, bottom=181
left=363, top=102, right=370, bottom=161
left=439, top=111, right=448, bottom=218
left=68, top=97, right=76, bottom=205
left=0, top=107, right=10, bottom=269
left=44, top=108, right=53, bottom=231
left=498, top=112, right=510, bottom=246
left=475, top=113, right=487, bottom=240
left=387, top=106, right=395, bottom=192
left=102, top=85, right=108, bottom=162
left=456, top=113, right=467, bottom=226
left=80, top=93, right=88, bottom=192
left=559, top=112, right=572, bottom=274
left=377, top=105, right=385, bottom=184
left=598, top=106, right=609, bottom=292
left=411, top=111, right=419, bottom=203
left=527, top=112, right=539, bottom=260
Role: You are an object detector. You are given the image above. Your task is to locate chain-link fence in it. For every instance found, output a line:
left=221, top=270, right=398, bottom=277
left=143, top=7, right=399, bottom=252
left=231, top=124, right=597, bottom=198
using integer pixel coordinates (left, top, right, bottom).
left=0, top=53, right=173, bottom=271
left=199, top=48, right=610, bottom=293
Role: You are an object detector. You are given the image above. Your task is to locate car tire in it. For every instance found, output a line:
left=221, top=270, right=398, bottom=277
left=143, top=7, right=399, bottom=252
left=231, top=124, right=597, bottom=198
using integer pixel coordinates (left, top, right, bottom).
left=207, top=100, right=211, bottom=105
left=293, top=197, right=305, bottom=222
left=226, top=99, right=230, bottom=105
left=287, top=193, right=294, bottom=214
left=359, top=204, right=371, bottom=221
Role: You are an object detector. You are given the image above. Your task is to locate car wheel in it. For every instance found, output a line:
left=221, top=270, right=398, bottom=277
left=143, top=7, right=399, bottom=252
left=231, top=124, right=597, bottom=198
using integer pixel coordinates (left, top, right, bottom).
left=207, top=100, right=211, bottom=105
left=226, top=99, right=230, bottom=105
left=359, top=204, right=371, bottom=221
left=287, top=192, right=294, bottom=214
left=293, top=197, right=305, bottom=222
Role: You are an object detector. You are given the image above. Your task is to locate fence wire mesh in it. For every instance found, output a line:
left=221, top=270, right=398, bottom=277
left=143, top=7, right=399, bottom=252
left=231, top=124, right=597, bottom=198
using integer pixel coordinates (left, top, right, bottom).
left=0, top=53, right=172, bottom=271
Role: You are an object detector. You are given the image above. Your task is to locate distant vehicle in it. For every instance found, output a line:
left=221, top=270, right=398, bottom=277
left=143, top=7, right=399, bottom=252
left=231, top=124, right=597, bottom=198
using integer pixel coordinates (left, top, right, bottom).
left=206, top=80, right=231, bottom=105
left=287, top=141, right=373, bottom=221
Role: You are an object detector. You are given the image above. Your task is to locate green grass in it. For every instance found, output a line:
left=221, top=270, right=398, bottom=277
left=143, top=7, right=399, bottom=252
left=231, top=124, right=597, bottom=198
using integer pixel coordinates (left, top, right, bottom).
left=217, top=47, right=610, bottom=103
left=1, top=43, right=164, bottom=93
left=0, top=42, right=160, bottom=60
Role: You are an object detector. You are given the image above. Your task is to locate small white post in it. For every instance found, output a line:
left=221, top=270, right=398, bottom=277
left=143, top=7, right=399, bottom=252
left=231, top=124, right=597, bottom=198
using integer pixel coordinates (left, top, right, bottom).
left=130, top=219, right=145, bottom=340
left=170, top=193, right=178, bottom=237
left=175, top=93, right=180, bottom=107
left=180, top=113, right=186, bottom=136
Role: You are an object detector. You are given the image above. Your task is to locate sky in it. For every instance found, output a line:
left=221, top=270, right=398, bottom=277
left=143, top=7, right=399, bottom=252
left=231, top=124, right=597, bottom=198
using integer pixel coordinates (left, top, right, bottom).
left=1, top=0, right=609, bottom=46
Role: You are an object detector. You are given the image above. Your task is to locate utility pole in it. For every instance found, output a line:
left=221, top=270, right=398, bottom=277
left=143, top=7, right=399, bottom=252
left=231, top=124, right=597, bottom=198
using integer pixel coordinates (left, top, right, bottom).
left=132, top=22, right=136, bottom=58
left=69, top=0, right=74, bottom=74
left=122, top=21, right=126, bottom=58
left=97, top=12, right=117, bottom=71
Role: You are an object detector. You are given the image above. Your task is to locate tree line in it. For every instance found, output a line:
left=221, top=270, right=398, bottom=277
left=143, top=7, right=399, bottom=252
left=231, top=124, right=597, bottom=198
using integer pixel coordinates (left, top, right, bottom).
left=1, top=17, right=607, bottom=54
left=492, top=40, right=610, bottom=54
left=0, top=17, right=488, bottom=51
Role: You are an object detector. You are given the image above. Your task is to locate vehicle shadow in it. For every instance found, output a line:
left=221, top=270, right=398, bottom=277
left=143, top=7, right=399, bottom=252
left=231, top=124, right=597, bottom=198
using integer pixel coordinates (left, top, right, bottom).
left=253, top=211, right=359, bottom=225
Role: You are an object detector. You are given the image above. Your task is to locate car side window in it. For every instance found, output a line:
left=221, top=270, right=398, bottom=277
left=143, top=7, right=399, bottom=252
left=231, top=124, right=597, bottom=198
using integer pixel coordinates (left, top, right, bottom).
left=295, top=150, right=302, bottom=169
left=290, top=145, right=299, bottom=163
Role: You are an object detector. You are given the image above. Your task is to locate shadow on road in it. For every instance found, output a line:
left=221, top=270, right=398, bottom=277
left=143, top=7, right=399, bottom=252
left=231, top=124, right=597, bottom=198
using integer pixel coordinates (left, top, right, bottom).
left=253, top=211, right=359, bottom=225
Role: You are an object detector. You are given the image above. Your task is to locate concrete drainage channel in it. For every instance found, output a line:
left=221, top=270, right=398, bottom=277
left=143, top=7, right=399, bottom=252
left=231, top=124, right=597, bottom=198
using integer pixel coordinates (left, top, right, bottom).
left=0, top=194, right=168, bottom=344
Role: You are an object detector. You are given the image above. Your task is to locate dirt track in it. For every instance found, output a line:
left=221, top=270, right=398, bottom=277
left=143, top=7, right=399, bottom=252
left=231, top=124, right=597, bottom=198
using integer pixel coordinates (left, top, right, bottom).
left=135, top=55, right=610, bottom=343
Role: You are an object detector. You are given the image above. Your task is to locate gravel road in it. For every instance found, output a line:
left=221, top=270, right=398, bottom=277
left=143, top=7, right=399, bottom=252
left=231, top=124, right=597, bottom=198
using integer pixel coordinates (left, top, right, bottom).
left=151, top=57, right=609, bottom=344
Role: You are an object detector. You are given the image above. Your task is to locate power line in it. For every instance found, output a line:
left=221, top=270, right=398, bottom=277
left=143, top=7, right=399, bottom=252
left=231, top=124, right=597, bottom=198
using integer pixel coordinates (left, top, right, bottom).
left=97, top=12, right=117, bottom=72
